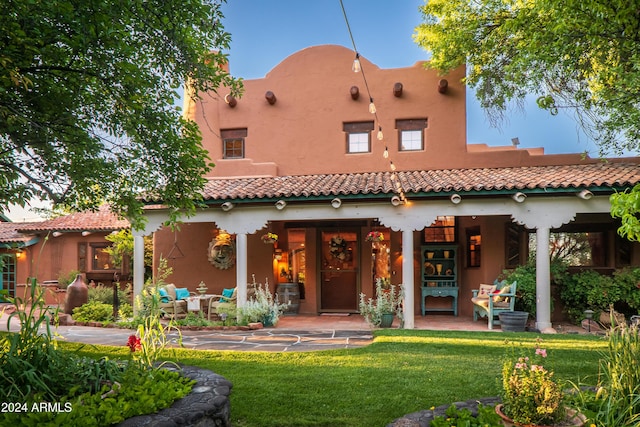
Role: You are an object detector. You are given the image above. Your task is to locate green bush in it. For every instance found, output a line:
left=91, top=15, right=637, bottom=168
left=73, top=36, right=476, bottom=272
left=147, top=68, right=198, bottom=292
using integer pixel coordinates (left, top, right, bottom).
left=89, top=283, right=132, bottom=306
left=72, top=301, right=114, bottom=323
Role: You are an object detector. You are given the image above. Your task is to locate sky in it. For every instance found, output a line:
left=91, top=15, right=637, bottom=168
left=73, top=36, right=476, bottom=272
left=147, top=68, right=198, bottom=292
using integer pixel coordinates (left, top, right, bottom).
left=2, top=0, right=605, bottom=222
left=220, top=0, right=600, bottom=155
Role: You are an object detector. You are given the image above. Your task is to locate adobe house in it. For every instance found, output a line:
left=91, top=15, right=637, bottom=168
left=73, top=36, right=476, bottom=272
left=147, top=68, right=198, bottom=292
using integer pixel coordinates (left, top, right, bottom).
left=135, top=45, right=640, bottom=331
left=0, top=205, right=130, bottom=302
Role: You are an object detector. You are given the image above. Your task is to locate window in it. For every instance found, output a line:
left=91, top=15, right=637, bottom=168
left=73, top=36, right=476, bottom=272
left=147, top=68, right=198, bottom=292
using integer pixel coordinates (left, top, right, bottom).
left=424, top=216, right=456, bottom=242
left=91, top=244, right=114, bottom=270
left=221, top=128, right=247, bottom=159
left=343, top=122, right=373, bottom=153
left=466, top=227, right=481, bottom=267
left=396, top=119, right=427, bottom=151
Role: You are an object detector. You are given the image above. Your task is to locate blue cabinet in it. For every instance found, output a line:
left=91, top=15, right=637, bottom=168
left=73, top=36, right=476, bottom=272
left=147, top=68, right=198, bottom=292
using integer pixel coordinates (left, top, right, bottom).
left=421, top=245, right=458, bottom=315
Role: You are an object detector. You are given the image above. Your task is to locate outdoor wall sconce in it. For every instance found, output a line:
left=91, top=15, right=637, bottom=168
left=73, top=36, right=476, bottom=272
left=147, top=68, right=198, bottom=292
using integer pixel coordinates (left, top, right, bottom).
left=224, top=94, right=237, bottom=108
left=512, top=192, right=527, bottom=203
left=81, top=231, right=92, bottom=236
left=450, top=194, right=462, bottom=204
left=391, top=195, right=403, bottom=206
left=577, top=189, right=593, bottom=200
left=331, top=198, right=342, bottom=208
left=438, top=79, right=448, bottom=94
left=393, top=82, right=403, bottom=97
left=52, top=231, right=63, bottom=237
left=350, top=86, right=359, bottom=100
left=265, top=91, right=277, bottom=105
left=275, top=200, right=287, bottom=210
left=221, top=202, right=235, bottom=211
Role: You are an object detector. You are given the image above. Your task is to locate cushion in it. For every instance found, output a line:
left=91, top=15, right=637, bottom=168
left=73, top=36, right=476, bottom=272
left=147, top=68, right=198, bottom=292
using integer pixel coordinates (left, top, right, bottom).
left=476, top=284, right=497, bottom=298
left=493, top=285, right=511, bottom=302
left=175, top=288, right=190, bottom=300
left=471, top=297, right=489, bottom=309
left=158, top=288, right=170, bottom=303
left=165, top=283, right=177, bottom=300
left=220, top=288, right=235, bottom=302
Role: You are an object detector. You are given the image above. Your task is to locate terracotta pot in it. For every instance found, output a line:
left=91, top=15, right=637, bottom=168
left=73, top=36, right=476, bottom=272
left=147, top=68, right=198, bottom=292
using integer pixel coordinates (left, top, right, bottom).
left=495, top=404, right=586, bottom=427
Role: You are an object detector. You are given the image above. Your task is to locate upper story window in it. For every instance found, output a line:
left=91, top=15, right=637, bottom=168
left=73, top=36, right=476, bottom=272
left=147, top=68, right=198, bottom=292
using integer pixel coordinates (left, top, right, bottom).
left=343, top=121, right=373, bottom=153
left=396, top=119, right=427, bottom=151
left=221, top=128, right=247, bottom=159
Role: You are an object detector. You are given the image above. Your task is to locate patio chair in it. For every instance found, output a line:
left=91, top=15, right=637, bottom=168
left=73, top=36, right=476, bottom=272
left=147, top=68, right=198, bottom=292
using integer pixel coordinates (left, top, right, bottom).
left=471, top=281, right=518, bottom=329
left=207, top=287, right=238, bottom=321
left=158, top=283, right=194, bottom=319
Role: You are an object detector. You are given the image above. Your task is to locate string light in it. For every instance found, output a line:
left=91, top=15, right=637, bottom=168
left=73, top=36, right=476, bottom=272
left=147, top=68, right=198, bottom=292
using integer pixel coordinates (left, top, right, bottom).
left=340, top=0, right=407, bottom=203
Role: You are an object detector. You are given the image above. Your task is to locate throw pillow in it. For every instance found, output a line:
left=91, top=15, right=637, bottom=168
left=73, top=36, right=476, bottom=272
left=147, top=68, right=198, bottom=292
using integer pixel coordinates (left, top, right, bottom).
left=158, top=288, right=169, bottom=303
left=220, top=288, right=234, bottom=302
left=493, top=285, right=511, bottom=302
left=175, top=288, right=190, bottom=300
left=477, top=284, right=497, bottom=298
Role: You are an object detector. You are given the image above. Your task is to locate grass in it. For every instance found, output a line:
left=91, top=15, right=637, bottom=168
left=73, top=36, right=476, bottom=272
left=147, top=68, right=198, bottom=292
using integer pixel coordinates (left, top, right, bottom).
left=62, top=330, right=606, bottom=427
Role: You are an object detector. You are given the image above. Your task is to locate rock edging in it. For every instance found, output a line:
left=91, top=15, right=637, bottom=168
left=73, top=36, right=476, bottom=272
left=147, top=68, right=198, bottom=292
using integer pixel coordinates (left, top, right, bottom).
left=388, top=396, right=501, bottom=427
left=118, top=365, right=232, bottom=427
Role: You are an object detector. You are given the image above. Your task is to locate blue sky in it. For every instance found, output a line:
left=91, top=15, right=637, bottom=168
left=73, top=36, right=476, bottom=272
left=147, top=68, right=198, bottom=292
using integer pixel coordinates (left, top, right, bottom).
left=220, top=0, right=599, bottom=155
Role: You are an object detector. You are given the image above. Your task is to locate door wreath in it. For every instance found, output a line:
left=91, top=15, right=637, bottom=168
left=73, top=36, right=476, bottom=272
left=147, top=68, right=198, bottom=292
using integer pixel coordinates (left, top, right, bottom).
left=329, top=235, right=349, bottom=261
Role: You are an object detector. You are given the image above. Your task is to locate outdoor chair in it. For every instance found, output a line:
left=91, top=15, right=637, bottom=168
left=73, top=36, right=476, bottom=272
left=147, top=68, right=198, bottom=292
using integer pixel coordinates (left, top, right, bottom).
left=207, top=287, right=238, bottom=321
left=158, top=283, right=194, bottom=319
left=471, top=280, right=518, bottom=329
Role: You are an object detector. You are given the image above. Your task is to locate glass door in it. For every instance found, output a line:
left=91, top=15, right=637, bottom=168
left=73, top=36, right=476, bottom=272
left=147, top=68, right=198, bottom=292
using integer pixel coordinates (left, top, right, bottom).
left=319, top=230, right=359, bottom=312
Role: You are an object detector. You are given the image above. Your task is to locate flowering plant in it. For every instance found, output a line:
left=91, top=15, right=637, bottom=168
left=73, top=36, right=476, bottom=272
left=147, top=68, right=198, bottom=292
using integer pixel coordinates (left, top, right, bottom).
left=261, top=232, right=278, bottom=244
left=359, top=278, right=403, bottom=327
left=365, top=231, right=385, bottom=242
left=501, top=339, right=565, bottom=425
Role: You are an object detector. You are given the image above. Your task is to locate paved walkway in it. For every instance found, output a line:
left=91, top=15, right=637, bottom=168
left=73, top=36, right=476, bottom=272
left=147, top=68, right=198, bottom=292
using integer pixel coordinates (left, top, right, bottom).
left=0, top=306, right=585, bottom=352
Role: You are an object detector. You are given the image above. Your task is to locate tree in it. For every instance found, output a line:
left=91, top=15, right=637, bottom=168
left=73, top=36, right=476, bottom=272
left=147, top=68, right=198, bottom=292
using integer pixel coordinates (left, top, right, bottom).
left=414, top=0, right=640, bottom=239
left=1, top=0, right=242, bottom=229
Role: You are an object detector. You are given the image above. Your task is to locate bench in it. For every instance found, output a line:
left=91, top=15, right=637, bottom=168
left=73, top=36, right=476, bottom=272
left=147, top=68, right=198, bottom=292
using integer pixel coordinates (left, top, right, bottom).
left=471, top=280, right=518, bottom=330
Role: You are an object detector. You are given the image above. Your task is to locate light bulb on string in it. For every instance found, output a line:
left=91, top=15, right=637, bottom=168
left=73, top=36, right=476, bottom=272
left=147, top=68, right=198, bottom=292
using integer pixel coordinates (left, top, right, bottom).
left=383, top=147, right=389, bottom=158
left=377, top=126, right=384, bottom=140
left=390, top=161, right=397, bottom=171
left=368, top=98, right=376, bottom=114
left=352, top=53, right=361, bottom=73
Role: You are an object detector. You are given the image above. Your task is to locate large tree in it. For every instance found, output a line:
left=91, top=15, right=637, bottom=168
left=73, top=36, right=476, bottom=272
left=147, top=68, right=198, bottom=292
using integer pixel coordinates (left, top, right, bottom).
left=1, top=0, right=241, bottom=229
left=414, top=0, right=640, bottom=240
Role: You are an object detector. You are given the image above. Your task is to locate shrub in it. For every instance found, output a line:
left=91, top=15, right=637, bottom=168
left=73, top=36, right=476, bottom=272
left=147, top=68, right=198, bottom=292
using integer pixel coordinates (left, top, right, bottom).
left=239, top=275, right=287, bottom=325
left=57, top=270, right=82, bottom=288
left=72, top=301, right=114, bottom=323
left=88, top=283, right=132, bottom=306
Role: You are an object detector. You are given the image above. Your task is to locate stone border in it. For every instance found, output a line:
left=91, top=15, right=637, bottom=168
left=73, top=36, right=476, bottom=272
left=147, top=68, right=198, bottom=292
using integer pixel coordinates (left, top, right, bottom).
left=118, top=365, right=232, bottom=427
left=388, top=397, right=501, bottom=427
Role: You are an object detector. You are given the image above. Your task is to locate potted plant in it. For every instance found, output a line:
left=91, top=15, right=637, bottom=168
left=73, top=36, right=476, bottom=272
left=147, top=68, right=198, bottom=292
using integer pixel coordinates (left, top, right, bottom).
left=496, top=339, right=586, bottom=426
left=261, top=232, right=278, bottom=244
left=359, top=278, right=403, bottom=328
left=239, top=275, right=288, bottom=326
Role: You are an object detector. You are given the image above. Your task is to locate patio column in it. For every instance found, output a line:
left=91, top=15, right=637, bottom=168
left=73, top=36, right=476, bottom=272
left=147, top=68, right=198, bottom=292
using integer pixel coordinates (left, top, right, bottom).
left=402, top=229, right=415, bottom=329
left=132, top=232, right=145, bottom=316
left=236, top=233, right=248, bottom=309
left=535, top=226, right=553, bottom=332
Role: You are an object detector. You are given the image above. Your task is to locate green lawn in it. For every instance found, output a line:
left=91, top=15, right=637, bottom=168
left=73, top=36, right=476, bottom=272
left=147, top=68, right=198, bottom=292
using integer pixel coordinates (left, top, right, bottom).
left=68, top=330, right=606, bottom=427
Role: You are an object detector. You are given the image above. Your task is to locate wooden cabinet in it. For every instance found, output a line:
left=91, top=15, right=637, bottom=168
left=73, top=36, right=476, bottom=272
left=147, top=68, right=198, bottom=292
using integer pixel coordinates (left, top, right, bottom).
left=421, top=245, right=458, bottom=315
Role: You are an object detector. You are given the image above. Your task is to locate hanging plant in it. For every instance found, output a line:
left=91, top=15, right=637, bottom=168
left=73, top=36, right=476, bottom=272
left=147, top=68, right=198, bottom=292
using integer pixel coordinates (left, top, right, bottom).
left=365, top=231, right=385, bottom=242
left=261, top=232, right=278, bottom=244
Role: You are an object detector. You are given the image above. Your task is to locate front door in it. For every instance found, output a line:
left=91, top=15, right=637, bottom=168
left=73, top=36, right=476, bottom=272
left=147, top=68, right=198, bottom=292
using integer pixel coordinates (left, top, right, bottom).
left=319, top=230, right=359, bottom=312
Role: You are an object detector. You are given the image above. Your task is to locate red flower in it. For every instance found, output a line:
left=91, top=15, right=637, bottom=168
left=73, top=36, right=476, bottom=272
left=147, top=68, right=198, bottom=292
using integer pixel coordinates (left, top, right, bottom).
left=127, top=335, right=141, bottom=352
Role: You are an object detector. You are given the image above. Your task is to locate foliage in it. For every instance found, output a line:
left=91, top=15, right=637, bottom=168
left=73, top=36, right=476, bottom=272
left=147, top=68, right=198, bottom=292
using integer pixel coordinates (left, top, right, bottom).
left=430, top=404, right=502, bottom=427
left=501, top=339, right=565, bottom=425
left=359, top=278, right=403, bottom=327
left=573, top=322, right=640, bottom=426
left=103, top=230, right=154, bottom=277
left=134, top=257, right=173, bottom=320
left=239, top=275, right=287, bottom=326
left=72, top=300, right=114, bottom=323
left=88, top=282, right=132, bottom=306
left=559, top=267, right=640, bottom=322
left=611, top=184, right=640, bottom=241
left=0, top=0, right=242, bottom=229
left=57, top=270, right=82, bottom=288
left=173, top=311, right=219, bottom=328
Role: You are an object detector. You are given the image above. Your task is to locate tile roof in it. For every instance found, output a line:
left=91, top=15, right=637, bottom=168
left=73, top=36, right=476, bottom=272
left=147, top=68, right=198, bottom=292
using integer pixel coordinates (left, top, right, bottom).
left=199, top=162, right=640, bottom=201
left=15, top=205, right=129, bottom=233
left=0, top=222, right=37, bottom=244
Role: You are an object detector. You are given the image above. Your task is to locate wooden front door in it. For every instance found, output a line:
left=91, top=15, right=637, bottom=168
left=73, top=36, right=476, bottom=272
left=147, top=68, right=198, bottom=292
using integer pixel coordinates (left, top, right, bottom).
left=319, top=230, right=359, bottom=312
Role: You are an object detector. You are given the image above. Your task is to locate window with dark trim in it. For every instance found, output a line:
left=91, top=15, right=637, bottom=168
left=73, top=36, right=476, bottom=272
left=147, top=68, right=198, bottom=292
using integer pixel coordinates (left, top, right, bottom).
left=343, top=121, right=373, bottom=153
left=91, top=244, right=114, bottom=271
left=221, top=128, right=247, bottom=159
left=396, top=118, right=427, bottom=151
left=466, top=227, right=481, bottom=267
left=424, top=216, right=456, bottom=243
